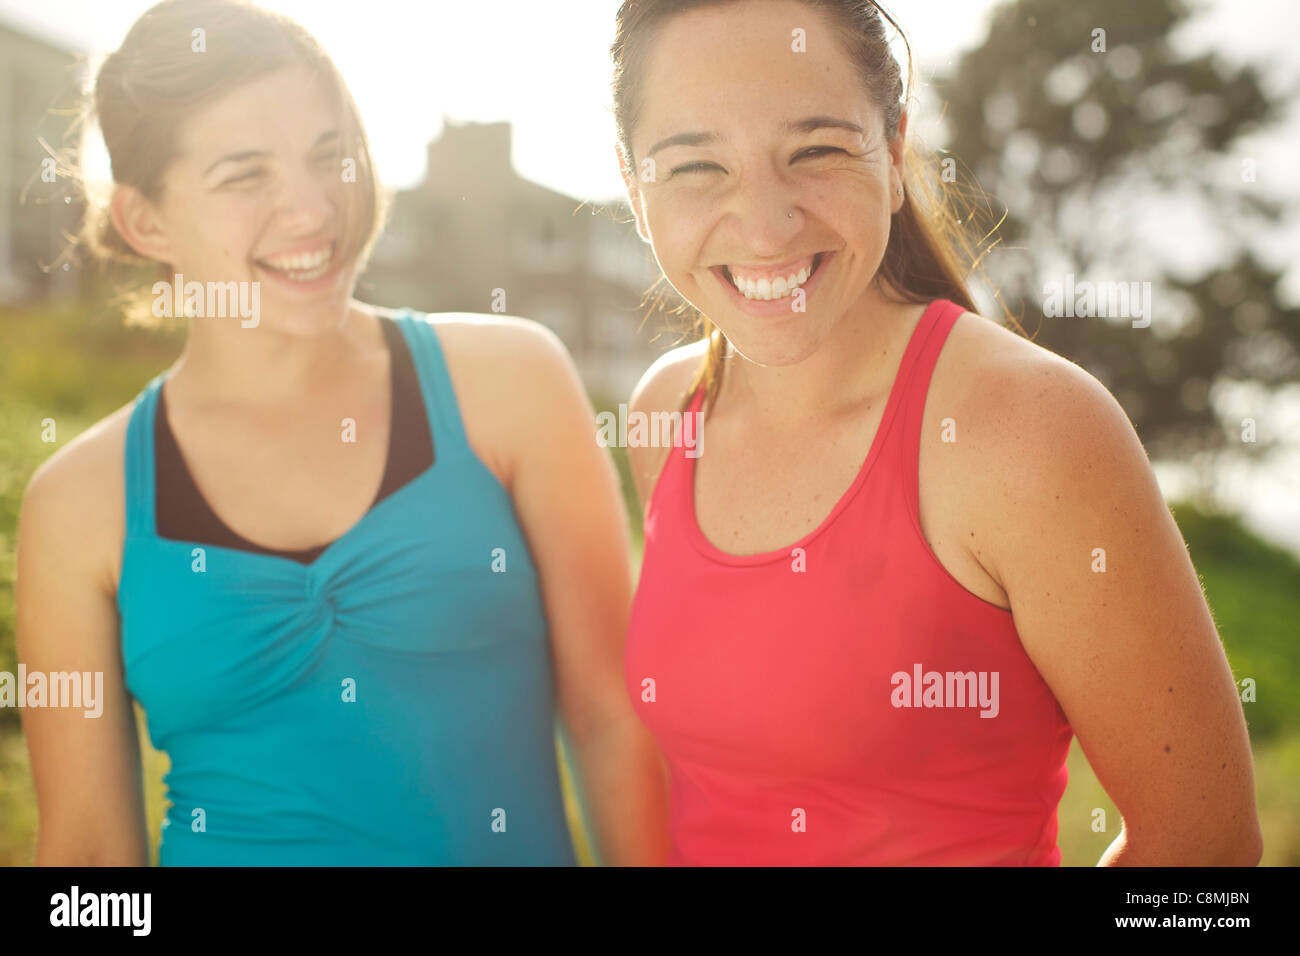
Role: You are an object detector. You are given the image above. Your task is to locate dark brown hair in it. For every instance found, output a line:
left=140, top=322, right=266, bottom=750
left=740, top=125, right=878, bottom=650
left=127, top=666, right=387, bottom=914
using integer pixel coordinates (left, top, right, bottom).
left=70, top=0, right=386, bottom=324
left=611, top=0, right=1022, bottom=406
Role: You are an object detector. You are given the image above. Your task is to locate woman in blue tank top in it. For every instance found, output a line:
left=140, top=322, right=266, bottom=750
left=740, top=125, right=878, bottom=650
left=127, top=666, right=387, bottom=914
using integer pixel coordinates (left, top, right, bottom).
left=16, top=0, right=669, bottom=865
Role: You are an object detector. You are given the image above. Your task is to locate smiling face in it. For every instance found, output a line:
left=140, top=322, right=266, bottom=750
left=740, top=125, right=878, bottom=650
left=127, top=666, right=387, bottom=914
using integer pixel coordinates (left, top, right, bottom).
left=622, top=0, right=907, bottom=367
left=118, top=65, right=363, bottom=336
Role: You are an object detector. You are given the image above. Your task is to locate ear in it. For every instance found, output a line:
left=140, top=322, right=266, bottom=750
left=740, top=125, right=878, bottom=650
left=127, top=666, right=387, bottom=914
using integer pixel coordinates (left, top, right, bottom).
left=616, top=144, right=650, bottom=243
left=110, top=184, right=175, bottom=264
left=890, top=109, right=909, bottom=214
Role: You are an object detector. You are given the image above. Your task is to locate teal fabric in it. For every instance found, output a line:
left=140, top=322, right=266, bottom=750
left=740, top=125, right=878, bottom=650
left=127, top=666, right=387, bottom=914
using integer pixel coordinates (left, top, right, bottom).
left=117, top=312, right=577, bottom=865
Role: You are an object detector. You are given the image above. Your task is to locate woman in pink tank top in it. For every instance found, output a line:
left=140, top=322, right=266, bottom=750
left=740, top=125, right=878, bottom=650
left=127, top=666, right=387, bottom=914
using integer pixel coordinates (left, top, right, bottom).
left=609, top=0, right=1261, bottom=866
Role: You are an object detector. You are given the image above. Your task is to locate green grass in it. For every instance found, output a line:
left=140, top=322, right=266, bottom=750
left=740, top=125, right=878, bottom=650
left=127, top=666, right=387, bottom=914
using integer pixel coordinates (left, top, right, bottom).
left=1172, top=503, right=1300, bottom=743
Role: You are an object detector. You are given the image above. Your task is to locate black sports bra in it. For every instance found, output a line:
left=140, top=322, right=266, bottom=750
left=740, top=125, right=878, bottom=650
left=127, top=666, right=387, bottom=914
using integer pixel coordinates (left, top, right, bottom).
left=154, top=315, right=434, bottom=564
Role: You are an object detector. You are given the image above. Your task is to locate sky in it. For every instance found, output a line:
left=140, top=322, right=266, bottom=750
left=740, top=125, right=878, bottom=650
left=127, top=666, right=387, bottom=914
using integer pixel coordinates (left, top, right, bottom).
left=4, top=0, right=1297, bottom=202
left=1, top=0, right=1009, bottom=198
left=4, top=0, right=1299, bottom=555
left=6, top=0, right=1289, bottom=201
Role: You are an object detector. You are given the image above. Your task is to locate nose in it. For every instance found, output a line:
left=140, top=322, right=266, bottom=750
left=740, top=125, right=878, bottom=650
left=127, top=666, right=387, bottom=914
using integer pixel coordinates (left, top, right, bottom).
left=720, top=164, right=804, bottom=258
left=271, top=170, right=334, bottom=235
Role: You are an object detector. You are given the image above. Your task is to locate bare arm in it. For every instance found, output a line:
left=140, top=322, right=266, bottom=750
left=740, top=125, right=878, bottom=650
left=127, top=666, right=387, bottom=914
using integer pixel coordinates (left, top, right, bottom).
left=442, top=317, right=670, bottom=865
left=968, top=357, right=1262, bottom=866
left=16, top=422, right=150, bottom=865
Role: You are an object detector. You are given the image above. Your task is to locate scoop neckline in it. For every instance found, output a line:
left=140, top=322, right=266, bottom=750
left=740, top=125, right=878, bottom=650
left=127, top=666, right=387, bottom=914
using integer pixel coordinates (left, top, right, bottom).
left=149, top=313, right=431, bottom=568
left=684, top=299, right=943, bottom=567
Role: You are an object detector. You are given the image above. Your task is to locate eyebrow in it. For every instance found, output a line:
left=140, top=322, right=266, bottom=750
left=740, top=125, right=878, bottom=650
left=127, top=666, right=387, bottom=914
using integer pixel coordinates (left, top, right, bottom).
left=785, top=115, right=865, bottom=137
left=203, top=130, right=340, bottom=176
left=645, top=116, right=865, bottom=157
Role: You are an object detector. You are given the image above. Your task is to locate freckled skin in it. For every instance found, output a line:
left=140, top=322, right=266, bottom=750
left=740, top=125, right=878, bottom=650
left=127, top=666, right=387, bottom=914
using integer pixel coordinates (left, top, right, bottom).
left=620, top=0, right=927, bottom=563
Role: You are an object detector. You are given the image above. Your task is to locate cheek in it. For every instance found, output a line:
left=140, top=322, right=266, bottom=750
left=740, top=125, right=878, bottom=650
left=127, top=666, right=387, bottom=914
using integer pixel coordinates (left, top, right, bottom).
left=808, top=170, right=887, bottom=223
left=187, top=201, right=263, bottom=262
left=645, top=191, right=711, bottom=273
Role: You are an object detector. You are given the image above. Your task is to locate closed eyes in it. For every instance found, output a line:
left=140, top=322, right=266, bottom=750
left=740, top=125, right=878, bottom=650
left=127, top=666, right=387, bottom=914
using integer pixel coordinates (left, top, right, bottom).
left=219, top=151, right=340, bottom=188
left=220, top=168, right=265, bottom=187
left=796, top=146, right=848, bottom=160
left=669, top=161, right=722, bottom=176
left=312, top=145, right=344, bottom=166
left=668, top=146, right=849, bottom=177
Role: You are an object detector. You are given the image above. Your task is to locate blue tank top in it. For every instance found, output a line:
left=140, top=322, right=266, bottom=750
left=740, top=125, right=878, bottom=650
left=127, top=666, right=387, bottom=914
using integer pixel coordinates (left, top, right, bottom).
left=117, top=311, right=577, bottom=865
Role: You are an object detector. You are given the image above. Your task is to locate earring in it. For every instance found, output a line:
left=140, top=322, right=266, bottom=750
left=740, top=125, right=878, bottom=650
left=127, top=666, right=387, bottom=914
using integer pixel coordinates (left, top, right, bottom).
left=897, top=186, right=903, bottom=196
left=788, top=209, right=794, bottom=219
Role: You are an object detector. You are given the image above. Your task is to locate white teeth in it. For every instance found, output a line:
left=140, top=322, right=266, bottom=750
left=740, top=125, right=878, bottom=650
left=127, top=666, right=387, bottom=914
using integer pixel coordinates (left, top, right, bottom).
left=288, top=261, right=330, bottom=280
left=729, top=258, right=818, bottom=300
left=259, top=243, right=334, bottom=281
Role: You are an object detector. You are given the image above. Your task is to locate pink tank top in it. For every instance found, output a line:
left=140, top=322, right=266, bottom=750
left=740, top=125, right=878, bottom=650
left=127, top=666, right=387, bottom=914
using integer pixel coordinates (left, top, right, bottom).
left=625, top=298, right=1074, bottom=865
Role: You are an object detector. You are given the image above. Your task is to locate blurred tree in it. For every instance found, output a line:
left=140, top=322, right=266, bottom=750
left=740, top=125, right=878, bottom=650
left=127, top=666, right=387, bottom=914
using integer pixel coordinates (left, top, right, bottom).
left=930, top=0, right=1298, bottom=493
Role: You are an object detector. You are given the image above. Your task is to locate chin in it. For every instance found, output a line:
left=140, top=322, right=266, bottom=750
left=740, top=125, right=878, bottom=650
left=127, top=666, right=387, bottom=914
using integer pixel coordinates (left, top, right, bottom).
left=718, top=320, right=828, bottom=368
left=259, top=297, right=352, bottom=337
left=245, top=251, right=358, bottom=334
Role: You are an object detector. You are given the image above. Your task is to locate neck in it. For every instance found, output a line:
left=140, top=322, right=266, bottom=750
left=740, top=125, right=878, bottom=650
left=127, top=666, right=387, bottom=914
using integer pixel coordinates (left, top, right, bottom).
left=165, top=301, right=380, bottom=408
left=718, top=278, right=924, bottom=429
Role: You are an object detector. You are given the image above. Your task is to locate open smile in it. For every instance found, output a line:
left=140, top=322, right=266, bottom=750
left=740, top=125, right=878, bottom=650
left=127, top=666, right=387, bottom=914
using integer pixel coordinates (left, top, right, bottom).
left=254, top=241, right=338, bottom=283
left=710, top=251, right=833, bottom=315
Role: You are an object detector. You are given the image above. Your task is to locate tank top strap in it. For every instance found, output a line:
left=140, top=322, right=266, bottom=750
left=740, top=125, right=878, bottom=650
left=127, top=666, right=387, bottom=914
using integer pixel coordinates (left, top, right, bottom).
left=676, top=383, right=707, bottom=476
left=684, top=384, right=705, bottom=429
left=641, top=383, right=705, bottom=522
left=894, top=298, right=966, bottom=518
left=394, top=311, right=470, bottom=456
left=672, top=385, right=707, bottom=469
left=123, top=371, right=167, bottom=538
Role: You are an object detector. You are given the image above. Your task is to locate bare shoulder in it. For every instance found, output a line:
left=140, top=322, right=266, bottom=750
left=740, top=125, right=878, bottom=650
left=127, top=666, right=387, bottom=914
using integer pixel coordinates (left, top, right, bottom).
left=936, top=309, right=1153, bottom=581
left=20, top=401, right=136, bottom=592
left=417, top=312, right=588, bottom=485
left=630, top=338, right=707, bottom=413
left=421, top=311, right=574, bottom=383
left=943, top=309, right=1137, bottom=459
left=626, top=338, right=707, bottom=514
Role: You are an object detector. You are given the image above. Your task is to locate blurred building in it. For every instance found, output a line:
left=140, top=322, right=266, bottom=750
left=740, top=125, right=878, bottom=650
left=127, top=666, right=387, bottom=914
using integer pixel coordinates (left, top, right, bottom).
left=360, top=118, right=678, bottom=400
left=0, top=16, right=84, bottom=305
